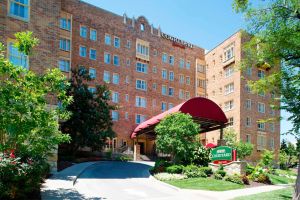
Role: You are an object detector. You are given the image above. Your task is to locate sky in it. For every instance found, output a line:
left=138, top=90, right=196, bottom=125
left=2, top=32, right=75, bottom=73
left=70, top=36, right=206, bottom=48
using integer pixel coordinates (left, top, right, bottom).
left=83, top=0, right=297, bottom=144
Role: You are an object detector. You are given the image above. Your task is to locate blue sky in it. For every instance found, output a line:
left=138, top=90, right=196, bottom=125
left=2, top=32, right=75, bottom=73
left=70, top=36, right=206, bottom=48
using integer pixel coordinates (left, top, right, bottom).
left=83, top=0, right=297, bottom=144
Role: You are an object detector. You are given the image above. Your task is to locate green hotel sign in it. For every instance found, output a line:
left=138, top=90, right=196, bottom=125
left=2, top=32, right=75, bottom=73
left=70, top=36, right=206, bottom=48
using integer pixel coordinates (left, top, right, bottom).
left=211, top=146, right=233, bottom=164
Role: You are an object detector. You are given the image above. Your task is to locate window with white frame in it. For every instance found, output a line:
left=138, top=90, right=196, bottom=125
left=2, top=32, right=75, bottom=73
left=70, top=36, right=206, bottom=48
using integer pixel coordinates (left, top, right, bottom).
left=179, top=58, right=185, bottom=68
left=125, top=112, right=129, bottom=120
left=167, top=72, right=174, bottom=81
left=90, top=29, right=97, bottom=41
left=9, top=0, right=30, bottom=21
left=60, top=18, right=71, bottom=31
left=114, top=37, right=120, bottom=48
left=125, top=94, right=129, bottom=102
left=161, top=102, right=167, bottom=112
left=197, top=64, right=205, bottom=73
left=186, top=76, right=190, bottom=85
left=246, top=117, right=251, bottom=127
left=168, top=87, right=174, bottom=96
left=258, top=69, right=265, bottom=79
left=105, top=34, right=111, bottom=45
left=136, top=79, right=147, bottom=91
left=246, top=99, right=252, bottom=110
left=224, top=83, right=234, bottom=95
left=270, top=122, right=275, bottom=132
left=59, top=38, right=70, bottom=51
left=8, top=41, right=28, bottom=69
left=186, top=61, right=191, bottom=69
left=257, top=134, right=266, bottom=150
left=246, top=67, right=252, bottom=76
left=79, top=46, right=86, bottom=57
left=228, top=117, right=234, bottom=127
left=162, top=53, right=167, bottom=63
left=179, top=89, right=184, bottom=99
left=112, top=111, right=119, bottom=121
left=58, top=59, right=70, bottom=72
left=246, top=134, right=251, bottom=143
left=169, top=55, right=174, bottom=65
left=224, top=100, right=234, bottom=111
left=185, top=91, right=190, bottom=100
left=224, top=45, right=234, bottom=61
left=269, top=138, right=275, bottom=150
left=136, top=62, right=148, bottom=73
left=197, top=79, right=206, bottom=88
left=126, top=58, right=131, bottom=67
left=161, top=85, right=167, bottom=96
left=179, top=75, right=185, bottom=84
left=136, top=40, right=149, bottom=60
left=245, top=84, right=251, bottom=93
left=258, top=122, right=265, bottom=130
left=112, top=92, right=119, bottom=103
left=125, top=75, right=130, bottom=84
left=135, top=114, right=146, bottom=124
left=126, top=40, right=131, bottom=48
left=103, top=71, right=110, bottom=83
left=88, top=87, right=96, bottom=94
left=80, top=26, right=87, bottom=38
left=152, top=83, right=157, bottom=90
left=104, top=52, right=111, bottom=64
left=152, top=66, right=157, bottom=73
left=135, top=96, right=146, bottom=108
left=89, top=68, right=96, bottom=79
left=258, top=102, right=265, bottom=113
left=112, top=73, right=119, bottom=84
left=153, top=49, right=158, bottom=56
left=225, top=66, right=234, bottom=78
left=162, top=69, right=167, bottom=79
left=89, top=49, right=96, bottom=60
left=113, top=55, right=120, bottom=66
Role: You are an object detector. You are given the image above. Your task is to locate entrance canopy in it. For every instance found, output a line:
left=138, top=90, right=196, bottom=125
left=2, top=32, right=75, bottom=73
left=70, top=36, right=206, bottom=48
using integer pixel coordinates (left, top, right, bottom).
left=131, top=97, right=228, bottom=138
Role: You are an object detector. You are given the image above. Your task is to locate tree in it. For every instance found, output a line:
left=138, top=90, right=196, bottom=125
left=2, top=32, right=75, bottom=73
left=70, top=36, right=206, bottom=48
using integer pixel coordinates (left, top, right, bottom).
left=154, top=112, right=200, bottom=163
left=232, top=0, right=300, bottom=198
left=280, top=139, right=288, bottom=151
left=224, top=128, right=254, bottom=160
left=0, top=32, right=71, bottom=158
left=61, top=67, right=115, bottom=154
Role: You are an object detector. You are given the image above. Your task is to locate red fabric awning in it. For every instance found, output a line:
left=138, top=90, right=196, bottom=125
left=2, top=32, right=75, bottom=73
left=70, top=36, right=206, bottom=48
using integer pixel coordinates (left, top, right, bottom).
left=131, top=97, right=227, bottom=138
left=205, top=143, right=217, bottom=148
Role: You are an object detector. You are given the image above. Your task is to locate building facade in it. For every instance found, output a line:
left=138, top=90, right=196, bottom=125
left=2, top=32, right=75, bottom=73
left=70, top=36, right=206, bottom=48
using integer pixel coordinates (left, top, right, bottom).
left=204, top=31, right=280, bottom=161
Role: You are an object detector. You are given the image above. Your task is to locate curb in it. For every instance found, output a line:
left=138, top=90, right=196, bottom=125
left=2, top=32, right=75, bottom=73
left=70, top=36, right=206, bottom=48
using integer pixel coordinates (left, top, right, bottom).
left=72, top=161, right=98, bottom=185
left=149, top=174, right=181, bottom=191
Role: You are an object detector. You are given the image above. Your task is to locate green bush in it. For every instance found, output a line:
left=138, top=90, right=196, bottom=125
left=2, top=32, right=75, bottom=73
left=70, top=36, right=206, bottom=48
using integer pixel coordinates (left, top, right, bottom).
left=199, top=167, right=213, bottom=176
left=215, top=170, right=226, bottom=177
left=190, top=144, right=211, bottom=166
left=183, top=165, right=207, bottom=178
left=151, top=159, right=171, bottom=174
left=166, top=165, right=183, bottom=174
left=224, top=174, right=244, bottom=185
left=246, top=164, right=255, bottom=175
left=214, top=173, right=223, bottom=180
left=257, top=173, right=271, bottom=184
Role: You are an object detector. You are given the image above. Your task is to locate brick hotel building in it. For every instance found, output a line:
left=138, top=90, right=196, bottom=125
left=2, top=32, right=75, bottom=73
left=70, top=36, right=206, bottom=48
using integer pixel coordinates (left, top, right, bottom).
left=1, top=0, right=279, bottom=160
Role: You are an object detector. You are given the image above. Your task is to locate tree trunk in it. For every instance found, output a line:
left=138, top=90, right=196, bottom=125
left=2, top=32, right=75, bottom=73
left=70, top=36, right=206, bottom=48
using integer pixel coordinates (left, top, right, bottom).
left=293, top=154, right=300, bottom=200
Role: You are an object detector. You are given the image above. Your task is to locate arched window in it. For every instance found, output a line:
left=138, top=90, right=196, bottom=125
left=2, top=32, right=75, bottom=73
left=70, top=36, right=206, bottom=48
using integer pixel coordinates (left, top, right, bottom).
left=140, top=23, right=145, bottom=31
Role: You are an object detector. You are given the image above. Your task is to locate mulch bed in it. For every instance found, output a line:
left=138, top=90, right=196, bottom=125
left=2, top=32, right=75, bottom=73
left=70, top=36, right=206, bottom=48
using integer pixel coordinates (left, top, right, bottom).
left=245, top=181, right=267, bottom=188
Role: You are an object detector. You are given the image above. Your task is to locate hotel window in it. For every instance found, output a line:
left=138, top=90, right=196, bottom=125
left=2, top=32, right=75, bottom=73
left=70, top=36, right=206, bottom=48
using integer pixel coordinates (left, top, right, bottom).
left=168, top=103, right=174, bottom=109
left=179, top=89, right=184, bottom=99
left=136, top=62, right=148, bottom=73
left=197, top=79, right=206, bottom=88
left=224, top=100, right=234, bottom=111
left=257, top=135, right=266, bottom=150
left=258, top=102, right=265, bottom=113
left=246, top=67, right=252, bottom=76
left=228, top=117, right=234, bottom=127
left=90, top=29, right=97, bottom=41
left=269, top=138, right=275, bottom=150
left=245, top=84, right=251, bottom=93
left=185, top=91, right=190, bottom=100
left=224, top=83, right=234, bottom=95
left=179, top=75, right=184, bottom=84
left=105, top=34, right=111, bottom=45
left=161, top=102, right=167, bottom=112
left=8, top=41, right=28, bottom=69
left=125, top=112, right=129, bottom=120
left=225, top=66, right=234, bottom=78
left=197, top=64, right=205, bottom=73
left=246, top=134, right=251, bottom=143
left=112, top=92, right=119, bottom=103
left=169, top=71, right=174, bottom=81
left=246, top=117, right=251, bottom=127
left=153, top=49, right=158, bottom=56
left=140, top=23, right=145, bottom=31
left=60, top=18, right=71, bottom=31
left=152, top=83, right=157, bottom=90
left=270, top=122, right=275, bottom=132
left=8, top=0, right=29, bottom=21
left=162, top=53, right=168, bottom=63
left=89, top=68, right=96, bottom=79
left=162, top=69, right=167, bottom=79
left=114, top=37, right=120, bottom=48
left=162, top=85, right=167, bottom=96
left=186, top=61, right=191, bottom=69
left=126, top=59, right=131, bottom=67
left=113, top=55, right=120, bottom=66
left=136, top=79, right=147, bottom=91
left=258, top=122, right=265, bottom=130
left=152, top=66, right=157, bottom=73
left=104, top=52, right=111, bottom=64
left=245, top=99, right=252, bottom=110
left=135, top=96, right=146, bottom=108
left=126, top=40, right=131, bottom=49
left=152, top=99, right=156, bottom=107
left=125, top=75, right=130, bottom=84
left=169, top=55, right=174, bottom=65
left=59, top=39, right=70, bottom=51
left=125, top=94, right=129, bottom=102
left=89, top=49, right=96, bottom=60
left=186, top=76, right=190, bottom=85
left=258, top=69, right=265, bottom=79
left=79, top=46, right=86, bottom=57
left=103, top=71, right=110, bottom=83
left=168, top=87, right=174, bottom=96
left=112, top=111, right=119, bottom=121
left=224, top=45, right=234, bottom=61
left=80, top=26, right=87, bottom=38
left=88, top=87, right=96, bottom=94
left=58, top=59, right=70, bottom=72
left=135, top=114, right=146, bottom=124
left=136, top=39, right=149, bottom=61
left=179, top=59, right=185, bottom=68
left=112, top=73, right=119, bottom=85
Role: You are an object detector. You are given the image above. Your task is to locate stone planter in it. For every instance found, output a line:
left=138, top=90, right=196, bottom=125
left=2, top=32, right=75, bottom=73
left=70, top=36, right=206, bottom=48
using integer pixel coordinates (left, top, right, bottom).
left=209, top=161, right=247, bottom=176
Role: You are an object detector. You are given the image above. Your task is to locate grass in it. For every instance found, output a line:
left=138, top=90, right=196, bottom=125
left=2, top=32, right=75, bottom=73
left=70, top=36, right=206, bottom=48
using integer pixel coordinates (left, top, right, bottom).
left=276, top=169, right=297, bottom=177
left=164, top=177, right=244, bottom=191
left=233, top=187, right=293, bottom=200
left=268, top=174, right=296, bottom=185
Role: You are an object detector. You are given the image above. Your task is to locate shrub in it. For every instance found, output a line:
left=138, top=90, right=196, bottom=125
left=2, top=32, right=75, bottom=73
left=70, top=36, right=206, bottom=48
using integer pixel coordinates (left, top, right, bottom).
left=224, top=174, right=244, bottom=185
left=214, top=173, right=223, bottom=180
left=246, top=164, right=255, bottom=175
left=218, top=164, right=224, bottom=170
left=154, top=173, right=187, bottom=181
left=241, top=175, right=250, bottom=185
left=256, top=173, right=271, bottom=184
left=183, top=165, right=207, bottom=178
left=166, top=165, right=183, bottom=174
left=199, top=167, right=213, bottom=176
left=151, top=159, right=171, bottom=173
left=215, top=170, right=226, bottom=177
left=190, top=144, right=211, bottom=166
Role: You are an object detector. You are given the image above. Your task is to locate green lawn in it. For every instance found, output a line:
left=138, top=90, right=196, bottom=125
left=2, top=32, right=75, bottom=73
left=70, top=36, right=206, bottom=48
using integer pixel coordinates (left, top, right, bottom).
left=233, top=187, right=293, bottom=200
left=164, top=177, right=244, bottom=191
left=269, top=174, right=296, bottom=185
left=276, top=169, right=297, bottom=177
